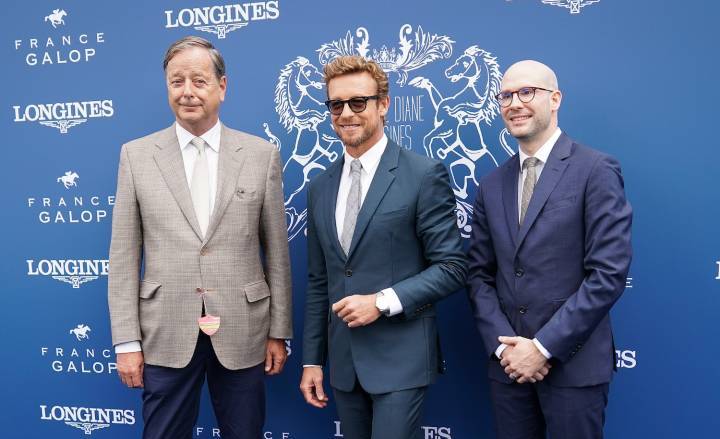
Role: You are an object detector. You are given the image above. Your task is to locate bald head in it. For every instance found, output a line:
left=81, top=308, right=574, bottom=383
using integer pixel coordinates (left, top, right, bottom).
left=502, top=60, right=558, bottom=90
left=499, top=60, right=562, bottom=155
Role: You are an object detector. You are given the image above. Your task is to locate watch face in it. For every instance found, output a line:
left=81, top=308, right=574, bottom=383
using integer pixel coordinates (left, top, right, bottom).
left=376, top=295, right=387, bottom=311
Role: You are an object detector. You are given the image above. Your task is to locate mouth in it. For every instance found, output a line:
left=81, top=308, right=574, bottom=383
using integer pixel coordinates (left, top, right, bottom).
left=509, top=114, right=531, bottom=123
left=337, top=123, right=361, bottom=133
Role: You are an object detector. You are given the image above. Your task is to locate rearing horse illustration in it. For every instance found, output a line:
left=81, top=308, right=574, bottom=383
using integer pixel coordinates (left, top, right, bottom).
left=410, top=46, right=512, bottom=200
left=275, top=56, right=340, bottom=207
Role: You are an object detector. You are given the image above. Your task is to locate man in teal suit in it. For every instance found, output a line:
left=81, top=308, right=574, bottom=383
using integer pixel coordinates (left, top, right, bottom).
left=299, top=56, right=467, bottom=439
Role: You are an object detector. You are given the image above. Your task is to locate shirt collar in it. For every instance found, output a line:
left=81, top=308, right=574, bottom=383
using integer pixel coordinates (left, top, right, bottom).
left=343, top=134, right=388, bottom=176
left=176, top=120, right=222, bottom=153
left=518, top=128, right=562, bottom=169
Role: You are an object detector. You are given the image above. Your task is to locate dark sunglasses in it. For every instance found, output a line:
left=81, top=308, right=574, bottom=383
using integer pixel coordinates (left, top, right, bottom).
left=324, top=95, right=379, bottom=115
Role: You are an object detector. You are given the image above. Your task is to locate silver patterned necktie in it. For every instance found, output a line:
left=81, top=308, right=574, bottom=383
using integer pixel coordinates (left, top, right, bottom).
left=340, top=159, right=362, bottom=255
left=519, top=157, right=541, bottom=226
left=190, top=137, right=210, bottom=237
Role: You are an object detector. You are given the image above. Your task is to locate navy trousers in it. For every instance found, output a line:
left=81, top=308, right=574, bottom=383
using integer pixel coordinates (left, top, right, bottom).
left=489, top=379, right=609, bottom=439
left=333, top=380, right=427, bottom=439
left=142, top=332, right=265, bottom=439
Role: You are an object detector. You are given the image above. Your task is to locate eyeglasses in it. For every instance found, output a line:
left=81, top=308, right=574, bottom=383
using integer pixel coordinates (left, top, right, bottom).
left=494, top=87, right=554, bottom=108
left=325, top=95, right=379, bottom=115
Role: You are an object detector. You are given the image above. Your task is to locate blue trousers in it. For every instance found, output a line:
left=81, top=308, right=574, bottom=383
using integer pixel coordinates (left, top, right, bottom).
left=333, top=380, right=426, bottom=439
left=142, top=332, right=265, bottom=439
left=489, top=379, right=609, bottom=439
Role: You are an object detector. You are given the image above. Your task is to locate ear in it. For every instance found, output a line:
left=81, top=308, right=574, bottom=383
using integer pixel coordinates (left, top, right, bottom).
left=550, top=89, right=562, bottom=111
left=219, top=76, right=228, bottom=102
left=378, top=95, right=390, bottom=117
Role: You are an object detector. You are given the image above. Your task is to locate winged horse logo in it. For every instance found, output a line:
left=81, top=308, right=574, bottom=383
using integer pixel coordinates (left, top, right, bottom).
left=53, top=275, right=98, bottom=288
left=39, top=119, right=87, bottom=134
left=65, top=421, right=110, bottom=435
left=542, top=0, right=601, bottom=14
left=194, top=23, right=248, bottom=39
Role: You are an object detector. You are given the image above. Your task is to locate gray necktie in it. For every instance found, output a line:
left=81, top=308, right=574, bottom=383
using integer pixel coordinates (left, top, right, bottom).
left=520, top=157, right=541, bottom=226
left=340, top=159, right=362, bottom=255
left=190, top=137, right=210, bottom=237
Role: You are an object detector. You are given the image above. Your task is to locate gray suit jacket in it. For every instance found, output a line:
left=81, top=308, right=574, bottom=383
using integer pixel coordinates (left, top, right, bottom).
left=108, top=124, right=292, bottom=369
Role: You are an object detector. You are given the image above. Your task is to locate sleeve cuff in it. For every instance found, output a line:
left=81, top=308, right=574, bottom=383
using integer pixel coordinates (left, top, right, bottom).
left=303, top=365, right=322, bottom=368
left=532, top=338, right=552, bottom=359
left=495, top=343, right=508, bottom=359
left=381, top=288, right=403, bottom=316
left=114, top=340, right=142, bottom=354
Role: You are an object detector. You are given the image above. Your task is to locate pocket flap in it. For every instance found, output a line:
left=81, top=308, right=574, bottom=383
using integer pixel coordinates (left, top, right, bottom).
left=244, top=280, right=271, bottom=302
left=139, top=281, right=161, bottom=299
left=376, top=206, right=408, bottom=221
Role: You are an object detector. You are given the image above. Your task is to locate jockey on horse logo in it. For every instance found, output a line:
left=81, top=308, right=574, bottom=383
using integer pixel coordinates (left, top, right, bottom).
left=44, top=9, right=67, bottom=28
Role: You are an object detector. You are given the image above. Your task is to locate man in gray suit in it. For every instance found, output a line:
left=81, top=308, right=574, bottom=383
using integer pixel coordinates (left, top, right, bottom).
left=108, top=36, right=292, bottom=439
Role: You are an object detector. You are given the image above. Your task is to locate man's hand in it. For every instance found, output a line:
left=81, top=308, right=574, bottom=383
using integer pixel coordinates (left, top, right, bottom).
left=265, top=338, right=288, bottom=375
left=299, top=367, right=328, bottom=408
left=117, top=351, right=144, bottom=388
left=498, top=336, right=551, bottom=383
left=332, top=294, right=381, bottom=328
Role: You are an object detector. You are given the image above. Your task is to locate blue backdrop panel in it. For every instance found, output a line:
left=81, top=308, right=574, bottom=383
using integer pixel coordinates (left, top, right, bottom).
left=1, top=0, right=718, bottom=438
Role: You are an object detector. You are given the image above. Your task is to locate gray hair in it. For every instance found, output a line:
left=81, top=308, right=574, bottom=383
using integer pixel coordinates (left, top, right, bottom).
left=163, top=36, right=226, bottom=79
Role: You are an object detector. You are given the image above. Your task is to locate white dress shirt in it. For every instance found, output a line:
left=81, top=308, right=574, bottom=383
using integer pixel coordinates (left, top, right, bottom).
left=495, top=128, right=562, bottom=361
left=115, top=120, right=223, bottom=355
left=303, top=135, right=403, bottom=369
left=334, top=134, right=403, bottom=316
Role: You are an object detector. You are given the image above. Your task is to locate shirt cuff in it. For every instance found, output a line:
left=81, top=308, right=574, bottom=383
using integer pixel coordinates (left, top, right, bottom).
left=380, top=288, right=403, bottom=316
left=495, top=343, right=508, bottom=359
left=532, top=338, right=552, bottom=359
left=114, top=341, right=142, bottom=354
left=303, top=365, right=322, bottom=368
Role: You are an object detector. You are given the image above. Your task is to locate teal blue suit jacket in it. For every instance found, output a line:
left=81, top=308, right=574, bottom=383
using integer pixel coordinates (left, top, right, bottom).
left=302, top=140, right=467, bottom=393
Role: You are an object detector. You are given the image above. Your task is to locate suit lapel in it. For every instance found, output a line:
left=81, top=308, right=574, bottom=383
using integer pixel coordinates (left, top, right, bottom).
left=323, top=158, right=345, bottom=261
left=346, top=141, right=400, bottom=259
left=154, top=125, right=203, bottom=241
left=204, top=124, right=246, bottom=244
left=515, top=133, right=572, bottom=252
left=501, top=155, right=520, bottom=248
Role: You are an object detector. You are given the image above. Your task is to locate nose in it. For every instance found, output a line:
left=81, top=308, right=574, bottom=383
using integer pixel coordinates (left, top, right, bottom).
left=181, top=79, right=194, bottom=98
left=339, top=101, right=355, bottom=118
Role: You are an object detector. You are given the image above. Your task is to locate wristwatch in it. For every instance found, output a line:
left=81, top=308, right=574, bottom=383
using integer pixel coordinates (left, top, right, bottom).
left=375, top=292, right=390, bottom=315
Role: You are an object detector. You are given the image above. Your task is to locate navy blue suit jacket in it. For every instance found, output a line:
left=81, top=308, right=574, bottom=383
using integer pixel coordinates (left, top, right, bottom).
left=302, top=140, right=467, bottom=394
left=467, top=133, right=632, bottom=387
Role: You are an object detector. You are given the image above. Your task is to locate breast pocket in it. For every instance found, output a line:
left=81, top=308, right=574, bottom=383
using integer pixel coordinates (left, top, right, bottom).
left=543, top=195, right=577, bottom=214
left=375, top=206, right=408, bottom=225
left=235, top=187, right=258, bottom=201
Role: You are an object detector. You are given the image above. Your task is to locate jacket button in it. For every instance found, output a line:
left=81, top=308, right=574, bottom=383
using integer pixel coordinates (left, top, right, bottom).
left=519, top=306, right=528, bottom=314
left=515, top=268, right=524, bottom=277
left=200, top=248, right=209, bottom=256
left=345, top=269, right=353, bottom=277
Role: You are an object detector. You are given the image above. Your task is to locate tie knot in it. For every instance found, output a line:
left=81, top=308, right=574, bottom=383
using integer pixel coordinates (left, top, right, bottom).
left=523, top=157, right=540, bottom=170
left=191, top=137, right=206, bottom=154
left=350, top=159, right=362, bottom=174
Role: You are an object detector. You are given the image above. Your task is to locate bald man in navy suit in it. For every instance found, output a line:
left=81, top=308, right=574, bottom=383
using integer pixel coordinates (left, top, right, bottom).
left=466, top=60, right=632, bottom=439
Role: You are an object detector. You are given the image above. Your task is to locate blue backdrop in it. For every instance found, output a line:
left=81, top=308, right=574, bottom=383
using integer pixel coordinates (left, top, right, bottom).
left=2, top=0, right=718, bottom=437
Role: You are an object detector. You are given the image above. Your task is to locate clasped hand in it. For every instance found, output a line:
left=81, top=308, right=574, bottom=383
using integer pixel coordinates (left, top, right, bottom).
left=498, top=336, right=552, bottom=384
